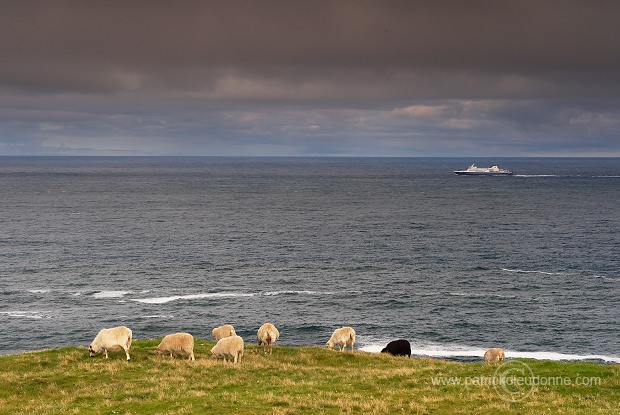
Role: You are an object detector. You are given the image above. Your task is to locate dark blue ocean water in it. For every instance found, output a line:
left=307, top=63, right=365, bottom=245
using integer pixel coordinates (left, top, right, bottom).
left=1, top=157, right=618, bottom=362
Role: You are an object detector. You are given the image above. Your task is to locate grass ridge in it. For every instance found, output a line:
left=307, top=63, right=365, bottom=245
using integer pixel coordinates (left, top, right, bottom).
left=0, top=339, right=618, bottom=414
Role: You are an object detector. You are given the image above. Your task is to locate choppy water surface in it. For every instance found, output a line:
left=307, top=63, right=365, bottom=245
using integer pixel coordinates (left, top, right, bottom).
left=1, top=157, right=618, bottom=362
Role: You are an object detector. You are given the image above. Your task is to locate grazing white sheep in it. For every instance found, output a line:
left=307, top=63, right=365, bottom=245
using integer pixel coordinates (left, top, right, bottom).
left=257, top=323, right=280, bottom=355
left=88, top=326, right=132, bottom=361
left=326, top=327, right=356, bottom=352
left=484, top=347, right=505, bottom=362
left=211, top=335, right=244, bottom=364
left=211, top=324, right=236, bottom=341
left=156, top=333, right=195, bottom=361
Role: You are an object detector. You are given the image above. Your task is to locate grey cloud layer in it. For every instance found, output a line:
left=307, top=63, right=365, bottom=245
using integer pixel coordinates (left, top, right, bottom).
left=3, top=0, right=620, bottom=99
left=1, top=1, right=620, bottom=156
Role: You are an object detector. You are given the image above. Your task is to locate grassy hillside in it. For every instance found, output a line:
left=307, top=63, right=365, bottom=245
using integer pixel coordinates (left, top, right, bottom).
left=0, top=339, right=618, bottom=414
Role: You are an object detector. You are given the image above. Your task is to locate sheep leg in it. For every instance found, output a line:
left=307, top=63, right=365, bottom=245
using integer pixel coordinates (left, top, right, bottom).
left=104, top=348, right=109, bottom=358
left=123, top=346, right=130, bottom=361
left=189, top=352, right=195, bottom=361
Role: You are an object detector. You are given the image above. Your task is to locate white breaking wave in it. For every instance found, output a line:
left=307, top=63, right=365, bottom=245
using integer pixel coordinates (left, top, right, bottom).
left=501, top=268, right=559, bottom=275
left=132, top=292, right=256, bottom=304
left=92, top=291, right=131, bottom=299
left=507, top=351, right=620, bottom=363
left=262, top=290, right=334, bottom=296
left=0, top=311, right=52, bottom=320
left=130, top=290, right=339, bottom=304
left=27, top=289, right=51, bottom=294
left=359, top=340, right=620, bottom=363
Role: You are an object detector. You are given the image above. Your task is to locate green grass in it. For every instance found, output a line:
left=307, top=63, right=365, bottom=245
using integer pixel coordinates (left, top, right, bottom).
left=0, top=339, right=618, bottom=414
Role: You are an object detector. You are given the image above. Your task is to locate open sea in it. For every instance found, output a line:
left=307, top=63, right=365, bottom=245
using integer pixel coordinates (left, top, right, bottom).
left=1, top=156, right=618, bottom=362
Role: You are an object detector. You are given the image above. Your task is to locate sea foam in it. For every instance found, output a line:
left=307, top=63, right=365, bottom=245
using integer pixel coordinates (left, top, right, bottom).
left=27, top=289, right=51, bottom=294
left=132, top=292, right=255, bottom=304
left=0, top=311, right=51, bottom=320
left=92, top=291, right=131, bottom=299
left=262, top=290, right=334, bottom=296
left=501, top=268, right=559, bottom=275
left=131, top=290, right=338, bottom=304
left=359, top=340, right=620, bottom=363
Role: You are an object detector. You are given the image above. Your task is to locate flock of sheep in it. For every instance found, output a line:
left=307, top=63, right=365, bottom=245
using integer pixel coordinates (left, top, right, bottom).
left=87, top=323, right=345, bottom=363
left=88, top=324, right=505, bottom=363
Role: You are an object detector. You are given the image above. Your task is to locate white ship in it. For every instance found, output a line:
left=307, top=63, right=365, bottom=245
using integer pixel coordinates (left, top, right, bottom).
left=454, top=164, right=513, bottom=176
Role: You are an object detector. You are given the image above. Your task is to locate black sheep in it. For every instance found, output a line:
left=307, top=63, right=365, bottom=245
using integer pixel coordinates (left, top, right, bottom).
left=380, top=339, right=411, bottom=357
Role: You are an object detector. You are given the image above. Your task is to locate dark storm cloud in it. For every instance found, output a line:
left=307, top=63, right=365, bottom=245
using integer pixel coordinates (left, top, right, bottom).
left=3, top=0, right=620, bottom=99
left=1, top=0, right=620, bottom=156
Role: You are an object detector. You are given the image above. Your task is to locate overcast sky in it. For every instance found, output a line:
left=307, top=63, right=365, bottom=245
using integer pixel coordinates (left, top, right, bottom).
left=1, top=0, right=620, bottom=157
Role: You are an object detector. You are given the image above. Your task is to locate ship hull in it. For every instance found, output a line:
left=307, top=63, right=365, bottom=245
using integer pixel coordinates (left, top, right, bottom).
left=454, top=171, right=513, bottom=176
